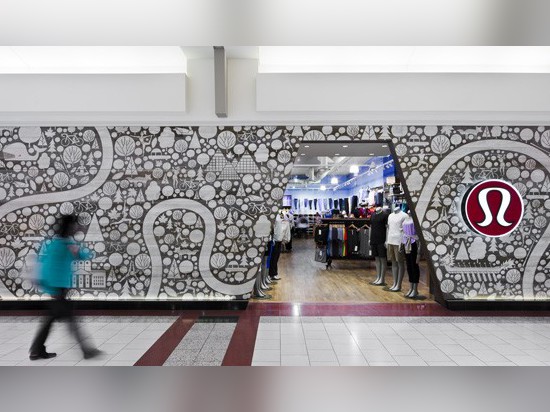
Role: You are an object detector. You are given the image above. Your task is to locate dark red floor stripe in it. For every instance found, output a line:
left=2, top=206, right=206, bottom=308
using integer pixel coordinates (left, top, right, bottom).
left=134, top=312, right=199, bottom=366
left=222, top=310, right=260, bottom=366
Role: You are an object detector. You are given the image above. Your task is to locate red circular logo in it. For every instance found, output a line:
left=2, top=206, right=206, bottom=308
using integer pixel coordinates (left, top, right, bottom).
left=461, top=179, right=524, bottom=237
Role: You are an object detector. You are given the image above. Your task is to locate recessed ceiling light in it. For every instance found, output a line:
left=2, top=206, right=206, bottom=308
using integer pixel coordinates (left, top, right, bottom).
left=349, top=165, right=359, bottom=174
left=382, top=145, right=387, bottom=148
left=331, top=177, right=338, bottom=184
left=320, top=185, right=327, bottom=191
left=342, top=145, right=348, bottom=148
left=369, top=153, right=374, bottom=156
left=304, top=145, right=310, bottom=148
left=335, top=153, right=340, bottom=156
left=300, top=153, right=305, bottom=156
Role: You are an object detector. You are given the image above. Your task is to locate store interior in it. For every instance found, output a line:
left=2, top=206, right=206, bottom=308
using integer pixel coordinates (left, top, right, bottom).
left=254, top=142, right=432, bottom=303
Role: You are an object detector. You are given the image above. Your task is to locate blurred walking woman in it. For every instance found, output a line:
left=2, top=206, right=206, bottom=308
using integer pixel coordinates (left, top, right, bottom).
left=29, top=214, right=101, bottom=361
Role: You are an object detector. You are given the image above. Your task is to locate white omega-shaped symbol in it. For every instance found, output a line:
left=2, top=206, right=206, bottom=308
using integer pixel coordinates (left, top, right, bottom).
left=476, top=187, right=513, bottom=227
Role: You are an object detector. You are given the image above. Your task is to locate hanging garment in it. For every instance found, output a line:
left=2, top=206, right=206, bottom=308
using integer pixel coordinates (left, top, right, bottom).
left=359, top=227, right=371, bottom=257
left=308, top=200, right=313, bottom=210
left=351, top=196, right=359, bottom=211
left=347, top=227, right=361, bottom=255
left=344, top=198, right=350, bottom=215
left=294, top=198, right=299, bottom=210
left=314, top=199, right=318, bottom=210
left=314, top=225, right=329, bottom=244
left=375, top=191, right=384, bottom=207
left=331, top=227, right=339, bottom=257
left=329, top=198, right=333, bottom=209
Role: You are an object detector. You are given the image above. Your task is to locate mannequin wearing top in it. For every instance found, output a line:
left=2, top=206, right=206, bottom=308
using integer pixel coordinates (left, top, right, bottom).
left=402, top=211, right=422, bottom=298
left=269, top=213, right=285, bottom=281
left=385, top=206, right=408, bottom=292
left=369, top=207, right=389, bottom=286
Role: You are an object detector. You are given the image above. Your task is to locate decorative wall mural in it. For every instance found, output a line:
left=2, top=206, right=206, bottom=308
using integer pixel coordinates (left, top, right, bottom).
left=0, top=125, right=549, bottom=303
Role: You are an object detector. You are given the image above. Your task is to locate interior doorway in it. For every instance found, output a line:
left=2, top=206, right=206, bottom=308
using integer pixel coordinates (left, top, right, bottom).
left=253, top=142, right=433, bottom=303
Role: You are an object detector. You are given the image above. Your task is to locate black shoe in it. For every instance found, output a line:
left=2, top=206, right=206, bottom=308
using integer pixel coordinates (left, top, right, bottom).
left=29, top=351, right=57, bottom=361
left=83, top=349, right=104, bottom=360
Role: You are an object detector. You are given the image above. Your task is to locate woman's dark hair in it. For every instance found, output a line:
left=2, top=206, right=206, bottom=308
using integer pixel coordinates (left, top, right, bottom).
left=57, top=214, right=78, bottom=237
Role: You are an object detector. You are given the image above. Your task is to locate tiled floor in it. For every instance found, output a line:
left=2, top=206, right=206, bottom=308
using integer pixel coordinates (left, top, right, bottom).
left=0, top=316, right=176, bottom=366
left=251, top=316, right=550, bottom=366
left=163, top=322, right=237, bottom=366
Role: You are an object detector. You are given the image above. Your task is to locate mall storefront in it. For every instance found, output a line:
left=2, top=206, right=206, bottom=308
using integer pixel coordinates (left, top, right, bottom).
left=0, top=124, right=548, bottom=309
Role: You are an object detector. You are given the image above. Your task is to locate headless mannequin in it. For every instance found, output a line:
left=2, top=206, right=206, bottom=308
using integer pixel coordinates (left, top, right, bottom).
left=370, top=207, right=387, bottom=286
left=402, top=211, right=423, bottom=299
left=386, top=206, right=407, bottom=292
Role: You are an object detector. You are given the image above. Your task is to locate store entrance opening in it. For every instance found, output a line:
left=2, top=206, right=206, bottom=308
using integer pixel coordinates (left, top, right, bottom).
left=253, top=142, right=433, bottom=303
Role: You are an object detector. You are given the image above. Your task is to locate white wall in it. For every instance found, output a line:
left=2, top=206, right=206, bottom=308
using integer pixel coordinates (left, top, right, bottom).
left=0, top=74, right=186, bottom=113
left=1, top=58, right=550, bottom=125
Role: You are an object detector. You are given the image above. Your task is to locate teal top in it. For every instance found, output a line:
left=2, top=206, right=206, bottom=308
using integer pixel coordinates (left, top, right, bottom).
left=38, top=237, right=93, bottom=295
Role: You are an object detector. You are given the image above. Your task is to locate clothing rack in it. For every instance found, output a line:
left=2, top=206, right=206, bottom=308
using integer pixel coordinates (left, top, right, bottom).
left=316, top=218, right=373, bottom=269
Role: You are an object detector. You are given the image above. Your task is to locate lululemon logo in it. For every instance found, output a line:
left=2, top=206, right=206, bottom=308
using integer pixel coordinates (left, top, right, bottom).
left=461, top=179, right=524, bottom=237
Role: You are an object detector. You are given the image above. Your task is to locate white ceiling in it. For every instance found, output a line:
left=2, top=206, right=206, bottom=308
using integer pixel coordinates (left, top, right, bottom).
left=290, top=142, right=390, bottom=188
left=2, top=1, right=550, bottom=46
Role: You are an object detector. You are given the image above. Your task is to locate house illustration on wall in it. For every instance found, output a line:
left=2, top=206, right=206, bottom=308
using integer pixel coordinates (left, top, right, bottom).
left=72, top=260, right=106, bottom=289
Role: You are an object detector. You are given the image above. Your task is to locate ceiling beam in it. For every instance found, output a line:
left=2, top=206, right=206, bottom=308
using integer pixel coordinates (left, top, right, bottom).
left=214, top=46, right=227, bottom=118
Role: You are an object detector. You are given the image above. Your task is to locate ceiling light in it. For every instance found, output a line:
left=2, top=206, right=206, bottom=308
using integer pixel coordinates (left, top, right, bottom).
left=382, top=145, right=387, bottom=148
left=304, top=145, right=310, bottom=148
left=331, top=177, right=338, bottom=184
left=350, top=165, right=359, bottom=174
left=369, top=153, right=374, bottom=156
left=320, top=185, right=327, bottom=191
left=335, top=153, right=340, bottom=156
left=342, top=145, right=348, bottom=148
left=259, top=46, right=550, bottom=74
left=300, top=153, right=305, bottom=156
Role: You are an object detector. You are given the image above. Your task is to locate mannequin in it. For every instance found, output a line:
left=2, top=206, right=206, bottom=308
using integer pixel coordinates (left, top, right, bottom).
left=402, top=211, right=423, bottom=299
left=369, top=206, right=388, bottom=286
left=269, top=213, right=284, bottom=281
left=385, top=205, right=408, bottom=292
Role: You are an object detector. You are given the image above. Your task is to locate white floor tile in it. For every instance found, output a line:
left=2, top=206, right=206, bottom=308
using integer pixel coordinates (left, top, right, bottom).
left=310, top=362, right=339, bottom=366
left=337, top=355, right=368, bottom=366
left=281, top=344, right=308, bottom=355
left=307, top=350, right=338, bottom=362
left=252, top=349, right=280, bottom=362
left=427, top=361, right=457, bottom=366
left=252, top=361, right=281, bottom=366
left=305, top=340, right=333, bottom=350
left=504, top=355, right=546, bottom=366
left=394, top=356, right=428, bottom=366
left=255, top=339, right=281, bottom=350
left=449, top=356, right=486, bottom=366
left=368, top=361, right=399, bottom=366
left=281, top=355, right=310, bottom=366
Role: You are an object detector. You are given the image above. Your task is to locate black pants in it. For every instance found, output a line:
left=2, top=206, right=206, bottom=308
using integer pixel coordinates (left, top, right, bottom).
left=268, top=241, right=282, bottom=278
left=405, top=242, right=420, bottom=283
left=30, top=289, right=91, bottom=355
left=286, top=236, right=292, bottom=251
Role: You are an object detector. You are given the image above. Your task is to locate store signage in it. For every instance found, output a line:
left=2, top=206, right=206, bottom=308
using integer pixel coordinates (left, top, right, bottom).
left=461, top=179, right=524, bottom=238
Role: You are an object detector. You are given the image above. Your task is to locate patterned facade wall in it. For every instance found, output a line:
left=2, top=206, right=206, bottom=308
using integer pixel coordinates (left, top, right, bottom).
left=0, top=125, right=549, bottom=302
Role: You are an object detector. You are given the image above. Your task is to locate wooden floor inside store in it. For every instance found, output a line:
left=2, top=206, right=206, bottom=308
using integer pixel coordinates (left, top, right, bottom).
left=253, top=237, right=432, bottom=303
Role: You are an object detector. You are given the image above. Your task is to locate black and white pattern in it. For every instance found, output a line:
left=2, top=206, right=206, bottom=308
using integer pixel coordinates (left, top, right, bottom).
left=0, top=125, right=549, bottom=302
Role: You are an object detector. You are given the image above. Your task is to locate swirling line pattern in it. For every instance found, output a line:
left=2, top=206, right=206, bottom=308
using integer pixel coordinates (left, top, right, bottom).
left=0, top=125, right=548, bottom=303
